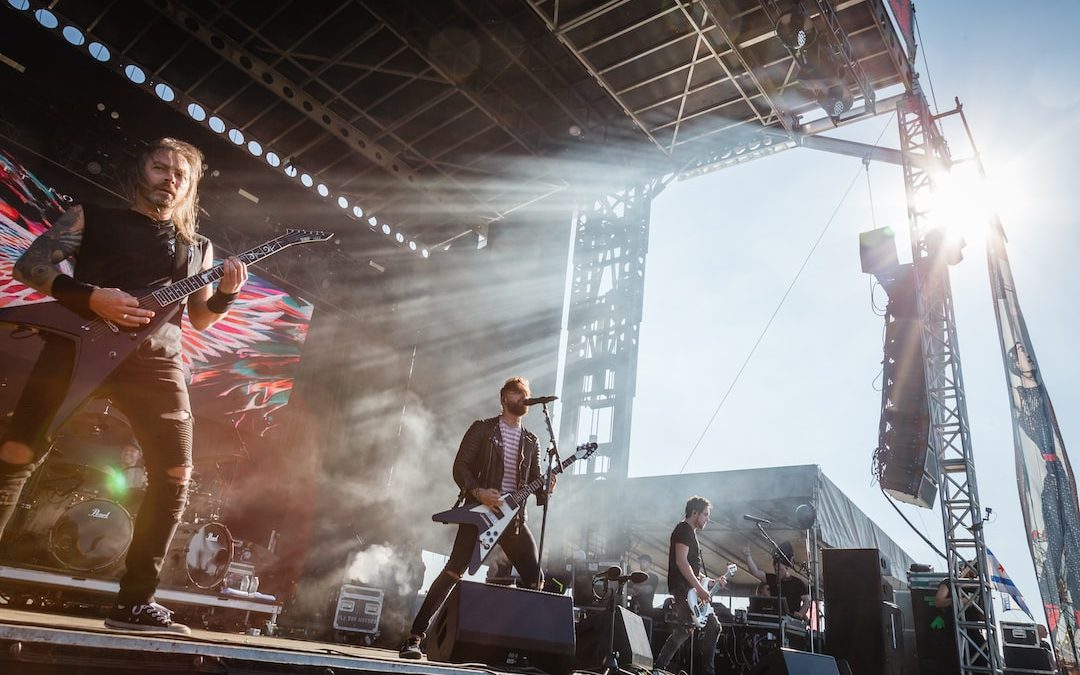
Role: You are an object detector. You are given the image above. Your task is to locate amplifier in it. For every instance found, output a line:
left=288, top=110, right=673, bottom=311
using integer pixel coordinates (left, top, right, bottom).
left=333, top=584, right=383, bottom=634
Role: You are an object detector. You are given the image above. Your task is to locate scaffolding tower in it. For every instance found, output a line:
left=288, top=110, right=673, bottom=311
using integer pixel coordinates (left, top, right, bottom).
left=898, top=89, right=1003, bottom=675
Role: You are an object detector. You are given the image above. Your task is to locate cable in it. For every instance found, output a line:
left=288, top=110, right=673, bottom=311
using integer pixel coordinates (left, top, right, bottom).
left=913, top=7, right=940, bottom=114
left=864, top=157, right=878, bottom=230
left=882, top=487, right=947, bottom=561
left=678, top=116, right=896, bottom=473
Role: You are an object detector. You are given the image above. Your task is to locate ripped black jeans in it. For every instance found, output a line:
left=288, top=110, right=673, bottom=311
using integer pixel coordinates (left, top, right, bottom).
left=0, top=336, right=192, bottom=605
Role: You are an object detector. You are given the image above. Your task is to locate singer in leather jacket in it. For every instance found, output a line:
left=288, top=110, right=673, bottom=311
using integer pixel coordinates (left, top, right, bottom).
left=452, top=416, right=545, bottom=508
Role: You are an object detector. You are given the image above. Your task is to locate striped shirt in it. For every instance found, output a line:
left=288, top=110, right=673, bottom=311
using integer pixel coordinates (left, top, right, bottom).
left=499, top=419, right=523, bottom=494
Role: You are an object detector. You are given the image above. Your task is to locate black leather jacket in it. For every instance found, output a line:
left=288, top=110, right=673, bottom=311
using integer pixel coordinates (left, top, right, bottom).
left=452, top=416, right=546, bottom=507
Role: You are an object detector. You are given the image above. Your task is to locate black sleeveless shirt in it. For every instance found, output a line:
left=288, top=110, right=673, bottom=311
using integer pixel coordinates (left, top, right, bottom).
left=74, top=204, right=208, bottom=354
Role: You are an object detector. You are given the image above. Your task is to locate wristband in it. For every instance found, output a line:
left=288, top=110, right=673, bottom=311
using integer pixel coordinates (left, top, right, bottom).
left=51, top=274, right=97, bottom=316
left=206, top=288, right=239, bottom=314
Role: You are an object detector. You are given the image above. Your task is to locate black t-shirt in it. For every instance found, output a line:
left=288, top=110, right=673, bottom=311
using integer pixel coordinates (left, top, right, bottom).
left=766, top=572, right=808, bottom=615
left=75, top=204, right=178, bottom=291
left=667, top=521, right=702, bottom=599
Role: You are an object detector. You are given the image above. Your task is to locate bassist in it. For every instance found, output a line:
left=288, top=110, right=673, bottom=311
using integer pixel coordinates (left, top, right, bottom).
left=655, top=496, right=725, bottom=675
left=0, top=138, right=247, bottom=634
left=399, top=376, right=553, bottom=660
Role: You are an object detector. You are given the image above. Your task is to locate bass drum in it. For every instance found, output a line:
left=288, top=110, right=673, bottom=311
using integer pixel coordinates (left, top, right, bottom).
left=47, top=498, right=134, bottom=572
left=164, top=522, right=233, bottom=589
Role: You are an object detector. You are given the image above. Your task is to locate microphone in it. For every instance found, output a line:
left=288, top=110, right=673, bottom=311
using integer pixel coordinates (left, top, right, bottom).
left=628, top=570, right=649, bottom=584
left=524, top=395, right=558, bottom=406
left=743, top=514, right=770, bottom=524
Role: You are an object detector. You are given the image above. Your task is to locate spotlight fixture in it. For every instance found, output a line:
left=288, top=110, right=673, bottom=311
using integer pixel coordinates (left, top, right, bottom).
left=816, top=81, right=853, bottom=119
left=776, top=7, right=815, bottom=53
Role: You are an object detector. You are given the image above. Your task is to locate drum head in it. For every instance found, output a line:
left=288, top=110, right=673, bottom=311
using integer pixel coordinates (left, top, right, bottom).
left=185, top=522, right=233, bottom=589
left=48, top=498, right=133, bottom=572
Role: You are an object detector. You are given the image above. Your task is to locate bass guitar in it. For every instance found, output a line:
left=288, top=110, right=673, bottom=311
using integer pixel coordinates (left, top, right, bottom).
left=432, top=441, right=597, bottom=574
left=0, top=228, right=332, bottom=441
left=688, top=562, right=738, bottom=628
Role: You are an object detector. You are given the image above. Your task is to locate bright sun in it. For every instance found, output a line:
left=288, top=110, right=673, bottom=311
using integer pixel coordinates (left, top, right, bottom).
left=922, top=161, right=1026, bottom=247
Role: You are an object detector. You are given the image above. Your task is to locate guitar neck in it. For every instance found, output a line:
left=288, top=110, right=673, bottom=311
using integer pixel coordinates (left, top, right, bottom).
left=150, top=236, right=291, bottom=306
left=506, top=454, right=577, bottom=509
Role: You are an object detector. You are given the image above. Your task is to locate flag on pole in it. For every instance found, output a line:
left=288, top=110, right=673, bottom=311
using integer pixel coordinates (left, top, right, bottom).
left=987, top=547, right=1034, bottom=620
left=987, top=222, right=1080, bottom=667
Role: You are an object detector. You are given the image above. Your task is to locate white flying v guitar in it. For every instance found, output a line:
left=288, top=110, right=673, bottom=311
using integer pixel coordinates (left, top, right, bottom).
left=689, top=563, right=738, bottom=628
left=432, top=441, right=597, bottom=574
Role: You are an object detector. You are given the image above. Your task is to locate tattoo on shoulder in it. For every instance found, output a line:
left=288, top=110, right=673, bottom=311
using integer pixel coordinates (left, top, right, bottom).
left=14, top=205, right=85, bottom=288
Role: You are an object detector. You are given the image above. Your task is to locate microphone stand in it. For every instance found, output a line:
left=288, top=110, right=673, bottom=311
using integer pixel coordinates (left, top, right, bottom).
left=535, top=402, right=560, bottom=580
left=756, top=522, right=789, bottom=646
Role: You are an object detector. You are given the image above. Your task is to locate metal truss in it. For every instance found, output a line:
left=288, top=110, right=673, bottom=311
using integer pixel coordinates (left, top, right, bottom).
left=559, top=177, right=670, bottom=479
left=898, top=91, right=1002, bottom=675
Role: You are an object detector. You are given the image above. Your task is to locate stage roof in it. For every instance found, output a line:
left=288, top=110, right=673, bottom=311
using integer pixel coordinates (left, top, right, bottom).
left=0, top=1, right=913, bottom=261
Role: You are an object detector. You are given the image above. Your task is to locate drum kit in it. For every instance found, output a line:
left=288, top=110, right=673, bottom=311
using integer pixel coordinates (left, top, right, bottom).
left=3, top=398, right=239, bottom=590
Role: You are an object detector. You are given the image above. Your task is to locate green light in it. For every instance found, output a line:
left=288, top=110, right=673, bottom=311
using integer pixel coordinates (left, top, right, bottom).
left=105, top=466, right=128, bottom=497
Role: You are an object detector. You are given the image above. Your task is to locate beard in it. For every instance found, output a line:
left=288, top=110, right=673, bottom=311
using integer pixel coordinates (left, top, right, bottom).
left=507, top=400, right=528, bottom=416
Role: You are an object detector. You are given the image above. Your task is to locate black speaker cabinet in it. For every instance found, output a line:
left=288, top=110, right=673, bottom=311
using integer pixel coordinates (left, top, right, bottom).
left=752, top=648, right=843, bottom=675
left=909, top=585, right=958, bottom=675
left=575, top=606, right=654, bottom=670
left=823, top=548, right=901, bottom=675
left=427, top=581, right=576, bottom=674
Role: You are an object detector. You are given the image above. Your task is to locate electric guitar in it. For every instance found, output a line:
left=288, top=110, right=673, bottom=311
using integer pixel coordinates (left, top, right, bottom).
left=432, top=441, right=597, bottom=574
left=0, top=228, right=332, bottom=441
left=688, top=563, right=738, bottom=628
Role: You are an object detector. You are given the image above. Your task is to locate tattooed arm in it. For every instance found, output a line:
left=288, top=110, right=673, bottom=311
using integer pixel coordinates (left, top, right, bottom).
left=12, top=204, right=85, bottom=293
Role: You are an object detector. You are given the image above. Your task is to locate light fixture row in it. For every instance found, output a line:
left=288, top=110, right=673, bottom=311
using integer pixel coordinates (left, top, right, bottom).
left=8, top=0, right=430, bottom=258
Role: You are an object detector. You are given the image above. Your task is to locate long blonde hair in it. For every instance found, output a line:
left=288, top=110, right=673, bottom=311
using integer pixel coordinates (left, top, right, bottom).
left=127, top=137, right=204, bottom=244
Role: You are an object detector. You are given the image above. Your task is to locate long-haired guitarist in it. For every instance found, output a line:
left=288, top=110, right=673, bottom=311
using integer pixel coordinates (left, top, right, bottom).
left=399, top=376, right=553, bottom=660
left=654, top=496, right=726, bottom=675
left=0, top=138, right=247, bottom=634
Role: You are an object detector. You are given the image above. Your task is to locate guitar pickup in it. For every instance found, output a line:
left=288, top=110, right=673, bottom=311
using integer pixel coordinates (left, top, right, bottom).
left=490, top=505, right=505, bottom=519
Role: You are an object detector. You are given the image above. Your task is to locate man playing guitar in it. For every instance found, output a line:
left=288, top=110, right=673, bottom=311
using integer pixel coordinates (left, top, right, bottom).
left=0, top=138, right=248, bottom=634
left=399, top=376, right=555, bottom=660
left=654, top=496, right=726, bottom=675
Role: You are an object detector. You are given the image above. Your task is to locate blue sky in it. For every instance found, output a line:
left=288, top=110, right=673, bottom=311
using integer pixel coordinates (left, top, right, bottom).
left=630, top=1, right=1080, bottom=623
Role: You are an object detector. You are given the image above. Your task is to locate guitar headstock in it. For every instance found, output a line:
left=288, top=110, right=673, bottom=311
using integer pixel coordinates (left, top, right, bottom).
left=283, top=228, right=334, bottom=244
left=725, top=563, right=738, bottom=578
left=574, top=442, right=598, bottom=461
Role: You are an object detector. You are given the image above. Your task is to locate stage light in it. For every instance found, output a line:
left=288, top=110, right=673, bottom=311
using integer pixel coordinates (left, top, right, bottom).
left=208, top=116, right=226, bottom=133
left=284, top=165, right=297, bottom=178
left=265, top=152, right=280, bottom=167
left=9, top=1, right=30, bottom=11
left=247, top=140, right=262, bottom=156
left=186, top=103, right=206, bottom=121
left=381, top=223, right=391, bottom=235
left=300, top=173, right=313, bottom=187
left=124, top=64, right=146, bottom=84
left=367, top=216, right=377, bottom=227
left=62, top=26, right=85, bottom=46
left=816, top=82, right=853, bottom=118
left=776, top=8, right=815, bottom=52
left=352, top=205, right=363, bottom=218
left=227, top=128, right=244, bottom=145
left=421, top=248, right=430, bottom=258
left=395, top=232, right=405, bottom=243
left=408, top=240, right=417, bottom=251
left=154, top=83, right=175, bottom=102
left=337, top=196, right=348, bottom=209
left=34, top=8, right=58, bottom=28
left=316, top=183, right=329, bottom=197
left=88, top=41, right=110, bottom=61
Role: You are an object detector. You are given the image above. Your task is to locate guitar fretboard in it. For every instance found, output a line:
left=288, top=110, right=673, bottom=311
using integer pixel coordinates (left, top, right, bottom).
left=505, top=454, right=577, bottom=510
left=151, top=233, right=313, bottom=306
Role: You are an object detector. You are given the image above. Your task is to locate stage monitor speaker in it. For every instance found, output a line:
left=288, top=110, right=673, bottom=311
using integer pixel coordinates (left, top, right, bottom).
left=427, top=581, right=575, bottom=674
left=575, top=606, right=653, bottom=670
left=823, top=549, right=901, bottom=675
left=752, top=648, right=842, bottom=675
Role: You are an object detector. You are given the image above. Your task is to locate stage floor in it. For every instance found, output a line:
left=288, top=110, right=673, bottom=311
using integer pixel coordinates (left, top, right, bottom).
left=0, top=605, right=490, bottom=675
